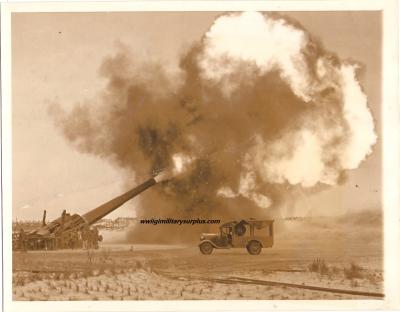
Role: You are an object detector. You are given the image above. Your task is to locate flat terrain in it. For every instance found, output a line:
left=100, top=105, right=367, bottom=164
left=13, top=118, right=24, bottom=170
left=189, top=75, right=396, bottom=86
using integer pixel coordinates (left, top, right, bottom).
left=12, top=213, right=383, bottom=300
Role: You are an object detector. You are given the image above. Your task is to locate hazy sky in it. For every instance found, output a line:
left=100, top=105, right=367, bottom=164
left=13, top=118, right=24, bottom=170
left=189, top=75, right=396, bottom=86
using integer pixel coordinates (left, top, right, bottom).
left=12, top=11, right=381, bottom=221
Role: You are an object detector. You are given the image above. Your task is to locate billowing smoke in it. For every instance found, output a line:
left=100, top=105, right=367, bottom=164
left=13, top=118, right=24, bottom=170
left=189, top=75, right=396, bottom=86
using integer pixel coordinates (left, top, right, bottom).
left=49, top=12, right=376, bottom=243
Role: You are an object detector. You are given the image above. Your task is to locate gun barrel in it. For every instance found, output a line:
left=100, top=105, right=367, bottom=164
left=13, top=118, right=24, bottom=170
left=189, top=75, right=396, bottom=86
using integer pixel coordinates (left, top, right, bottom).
left=82, top=177, right=157, bottom=225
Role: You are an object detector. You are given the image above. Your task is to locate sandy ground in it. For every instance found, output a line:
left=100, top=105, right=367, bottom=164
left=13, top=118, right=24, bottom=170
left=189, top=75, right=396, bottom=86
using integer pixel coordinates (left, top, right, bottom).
left=12, top=213, right=383, bottom=300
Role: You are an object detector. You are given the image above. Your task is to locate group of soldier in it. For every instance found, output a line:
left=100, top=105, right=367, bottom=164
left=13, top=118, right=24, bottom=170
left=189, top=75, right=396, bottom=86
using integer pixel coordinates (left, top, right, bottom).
left=13, top=226, right=102, bottom=251
left=54, top=226, right=101, bottom=250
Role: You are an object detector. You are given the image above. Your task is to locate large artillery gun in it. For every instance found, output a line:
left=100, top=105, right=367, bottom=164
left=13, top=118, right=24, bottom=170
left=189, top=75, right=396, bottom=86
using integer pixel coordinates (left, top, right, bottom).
left=13, top=175, right=162, bottom=251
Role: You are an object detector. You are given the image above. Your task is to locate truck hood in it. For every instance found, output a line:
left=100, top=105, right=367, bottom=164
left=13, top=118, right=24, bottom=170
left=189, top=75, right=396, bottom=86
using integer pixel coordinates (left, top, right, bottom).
left=200, top=233, right=218, bottom=241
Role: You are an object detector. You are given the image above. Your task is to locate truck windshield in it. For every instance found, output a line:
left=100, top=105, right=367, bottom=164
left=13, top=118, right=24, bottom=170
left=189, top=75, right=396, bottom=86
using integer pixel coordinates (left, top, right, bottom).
left=221, top=227, right=231, bottom=235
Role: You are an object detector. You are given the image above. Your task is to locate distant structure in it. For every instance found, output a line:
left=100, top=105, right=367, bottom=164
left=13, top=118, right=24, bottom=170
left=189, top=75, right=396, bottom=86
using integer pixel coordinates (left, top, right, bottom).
left=94, top=217, right=137, bottom=231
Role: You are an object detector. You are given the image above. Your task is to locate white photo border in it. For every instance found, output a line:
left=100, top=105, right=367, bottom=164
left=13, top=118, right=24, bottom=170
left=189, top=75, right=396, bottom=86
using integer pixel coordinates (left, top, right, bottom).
left=1, top=1, right=399, bottom=311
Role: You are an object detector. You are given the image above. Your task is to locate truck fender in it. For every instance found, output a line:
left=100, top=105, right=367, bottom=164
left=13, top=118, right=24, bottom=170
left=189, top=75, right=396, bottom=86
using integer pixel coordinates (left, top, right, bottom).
left=199, top=240, right=219, bottom=248
left=247, top=239, right=263, bottom=247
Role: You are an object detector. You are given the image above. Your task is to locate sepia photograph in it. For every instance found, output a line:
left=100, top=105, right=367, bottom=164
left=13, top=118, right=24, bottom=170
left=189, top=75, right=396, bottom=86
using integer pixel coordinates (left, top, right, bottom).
left=1, top=1, right=399, bottom=311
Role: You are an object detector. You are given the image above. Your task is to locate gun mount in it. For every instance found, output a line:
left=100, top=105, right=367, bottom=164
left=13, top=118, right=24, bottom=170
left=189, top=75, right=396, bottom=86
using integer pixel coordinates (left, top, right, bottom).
left=13, top=176, right=160, bottom=251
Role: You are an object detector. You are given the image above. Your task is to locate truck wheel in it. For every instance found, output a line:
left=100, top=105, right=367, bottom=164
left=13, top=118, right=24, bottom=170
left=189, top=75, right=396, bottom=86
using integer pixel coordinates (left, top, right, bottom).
left=199, top=242, right=213, bottom=255
left=247, top=240, right=262, bottom=255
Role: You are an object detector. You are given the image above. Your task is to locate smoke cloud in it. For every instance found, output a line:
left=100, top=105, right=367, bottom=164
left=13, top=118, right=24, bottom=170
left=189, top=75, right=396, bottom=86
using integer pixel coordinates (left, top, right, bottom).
left=49, top=12, right=376, bottom=243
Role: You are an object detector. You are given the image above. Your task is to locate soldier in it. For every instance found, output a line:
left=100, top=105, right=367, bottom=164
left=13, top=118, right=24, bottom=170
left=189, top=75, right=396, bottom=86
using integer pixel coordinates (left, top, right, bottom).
left=92, top=227, right=100, bottom=249
left=46, top=237, right=55, bottom=250
left=89, top=228, right=95, bottom=249
left=77, top=230, right=83, bottom=249
left=69, top=231, right=79, bottom=249
left=81, top=225, right=90, bottom=249
left=19, top=228, right=27, bottom=251
left=60, top=232, right=68, bottom=249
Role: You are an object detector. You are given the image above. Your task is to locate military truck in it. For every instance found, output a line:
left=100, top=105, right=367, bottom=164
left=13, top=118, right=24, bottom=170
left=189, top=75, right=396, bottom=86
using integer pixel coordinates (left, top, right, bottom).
left=199, top=219, right=274, bottom=255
